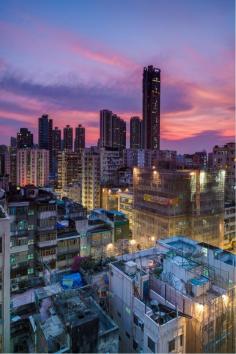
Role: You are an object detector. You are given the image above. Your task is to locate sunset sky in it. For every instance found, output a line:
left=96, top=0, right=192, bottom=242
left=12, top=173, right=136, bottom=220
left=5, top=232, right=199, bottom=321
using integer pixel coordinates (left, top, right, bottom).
left=0, top=0, right=234, bottom=153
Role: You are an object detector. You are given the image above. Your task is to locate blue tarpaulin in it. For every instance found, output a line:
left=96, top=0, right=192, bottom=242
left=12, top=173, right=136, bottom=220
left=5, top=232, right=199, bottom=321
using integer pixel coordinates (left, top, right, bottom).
left=61, top=273, right=83, bottom=289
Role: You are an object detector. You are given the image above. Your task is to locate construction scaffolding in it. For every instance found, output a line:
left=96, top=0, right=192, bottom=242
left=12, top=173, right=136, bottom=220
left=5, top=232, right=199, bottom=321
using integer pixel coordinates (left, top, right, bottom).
left=133, top=168, right=225, bottom=248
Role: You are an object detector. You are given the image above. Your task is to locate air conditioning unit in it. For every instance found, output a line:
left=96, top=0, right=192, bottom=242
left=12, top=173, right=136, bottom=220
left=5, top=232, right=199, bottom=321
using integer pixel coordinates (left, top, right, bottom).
left=125, top=261, right=137, bottom=275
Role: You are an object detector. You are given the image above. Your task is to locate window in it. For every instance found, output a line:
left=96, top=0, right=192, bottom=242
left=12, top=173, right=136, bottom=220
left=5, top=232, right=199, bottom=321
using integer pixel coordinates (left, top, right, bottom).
left=134, top=314, right=139, bottom=326
left=133, top=340, right=138, bottom=350
left=125, top=331, right=130, bottom=339
left=168, top=339, right=175, bottom=352
left=27, top=268, right=34, bottom=275
left=180, top=334, right=183, bottom=347
left=148, top=336, right=155, bottom=353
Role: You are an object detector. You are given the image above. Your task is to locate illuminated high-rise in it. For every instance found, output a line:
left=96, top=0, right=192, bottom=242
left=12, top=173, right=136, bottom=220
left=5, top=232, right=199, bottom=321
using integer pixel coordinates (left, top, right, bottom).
left=143, top=65, right=161, bottom=150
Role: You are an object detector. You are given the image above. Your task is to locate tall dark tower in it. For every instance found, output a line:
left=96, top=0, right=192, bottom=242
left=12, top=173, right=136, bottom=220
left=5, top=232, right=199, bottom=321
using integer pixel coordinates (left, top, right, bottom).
left=74, top=124, right=85, bottom=151
left=63, top=125, right=73, bottom=150
left=143, top=66, right=161, bottom=150
left=52, top=127, right=61, bottom=178
left=17, top=128, right=34, bottom=148
left=100, top=110, right=113, bottom=148
left=38, top=114, right=53, bottom=150
left=100, top=109, right=126, bottom=149
left=38, top=114, right=53, bottom=174
left=130, top=117, right=142, bottom=149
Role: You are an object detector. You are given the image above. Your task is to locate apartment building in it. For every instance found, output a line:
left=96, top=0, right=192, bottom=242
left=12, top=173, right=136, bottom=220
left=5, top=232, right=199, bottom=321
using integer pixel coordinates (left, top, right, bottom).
left=0, top=203, right=10, bottom=352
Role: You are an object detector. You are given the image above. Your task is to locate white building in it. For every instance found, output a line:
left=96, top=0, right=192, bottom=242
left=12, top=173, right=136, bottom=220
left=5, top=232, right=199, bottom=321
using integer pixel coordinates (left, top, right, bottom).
left=82, top=149, right=100, bottom=210
left=0, top=205, right=10, bottom=353
left=17, top=149, right=49, bottom=187
left=109, top=256, right=186, bottom=353
left=109, top=236, right=236, bottom=353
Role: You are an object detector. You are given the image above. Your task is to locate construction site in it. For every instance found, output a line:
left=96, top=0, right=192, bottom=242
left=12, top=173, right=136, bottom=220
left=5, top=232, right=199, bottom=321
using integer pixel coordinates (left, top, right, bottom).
left=132, top=168, right=225, bottom=248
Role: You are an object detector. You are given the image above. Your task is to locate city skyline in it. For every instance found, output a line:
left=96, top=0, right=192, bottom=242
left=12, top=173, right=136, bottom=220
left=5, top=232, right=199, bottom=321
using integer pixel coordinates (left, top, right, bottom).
left=0, top=0, right=234, bottom=153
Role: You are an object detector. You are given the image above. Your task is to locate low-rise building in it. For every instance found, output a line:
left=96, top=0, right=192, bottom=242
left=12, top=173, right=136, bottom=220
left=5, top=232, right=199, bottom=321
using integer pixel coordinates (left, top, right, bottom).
left=109, top=236, right=236, bottom=353
left=34, top=285, right=118, bottom=353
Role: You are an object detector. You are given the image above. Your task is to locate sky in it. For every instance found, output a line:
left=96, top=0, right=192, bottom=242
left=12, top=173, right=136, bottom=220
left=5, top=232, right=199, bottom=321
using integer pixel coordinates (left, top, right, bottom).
left=0, top=0, right=235, bottom=153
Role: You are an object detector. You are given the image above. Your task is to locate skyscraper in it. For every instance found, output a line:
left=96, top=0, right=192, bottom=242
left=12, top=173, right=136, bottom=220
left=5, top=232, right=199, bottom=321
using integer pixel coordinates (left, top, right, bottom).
left=130, top=116, right=142, bottom=149
left=100, top=109, right=126, bottom=149
left=143, top=65, right=161, bottom=150
left=17, top=128, right=34, bottom=148
left=52, top=127, right=62, bottom=177
left=113, top=114, right=126, bottom=149
left=52, top=127, right=62, bottom=152
left=38, top=114, right=53, bottom=150
left=100, top=109, right=113, bottom=148
left=74, top=124, right=85, bottom=151
left=63, top=125, right=73, bottom=150
left=38, top=114, right=53, bottom=173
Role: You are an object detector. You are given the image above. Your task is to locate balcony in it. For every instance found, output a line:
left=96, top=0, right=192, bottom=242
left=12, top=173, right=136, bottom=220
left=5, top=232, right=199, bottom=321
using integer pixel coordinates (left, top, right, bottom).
left=57, top=247, right=80, bottom=255
left=38, top=254, right=57, bottom=262
left=10, top=244, right=28, bottom=254
left=37, top=239, right=57, bottom=248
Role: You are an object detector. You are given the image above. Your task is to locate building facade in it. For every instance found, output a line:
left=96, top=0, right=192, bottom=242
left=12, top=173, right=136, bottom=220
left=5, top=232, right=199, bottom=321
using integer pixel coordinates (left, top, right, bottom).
left=133, top=168, right=225, bottom=248
left=143, top=66, right=161, bottom=150
left=57, top=151, right=82, bottom=190
left=74, top=124, right=85, bottom=151
left=63, top=125, right=73, bottom=151
left=38, top=114, right=53, bottom=174
left=0, top=205, right=10, bottom=353
left=130, top=116, right=143, bottom=149
left=82, top=149, right=100, bottom=210
left=16, top=149, right=49, bottom=187
left=100, top=147, right=124, bottom=186
left=100, top=109, right=126, bottom=149
left=16, top=128, right=34, bottom=149
left=212, top=142, right=235, bottom=203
